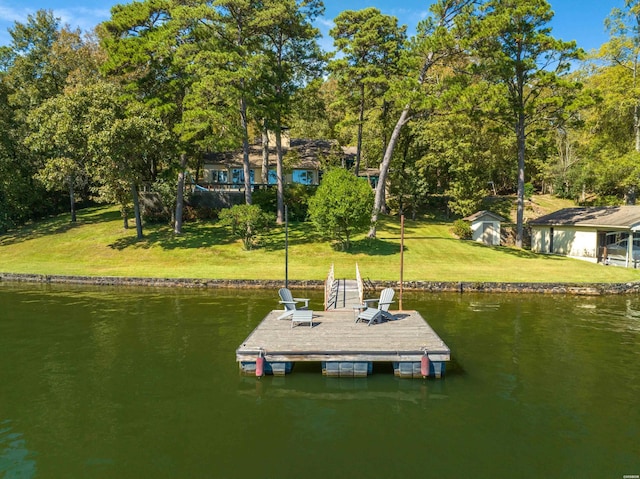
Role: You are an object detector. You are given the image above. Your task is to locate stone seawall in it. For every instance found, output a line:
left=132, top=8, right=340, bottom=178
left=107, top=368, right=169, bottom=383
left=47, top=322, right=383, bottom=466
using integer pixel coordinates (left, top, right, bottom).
left=2, top=272, right=640, bottom=295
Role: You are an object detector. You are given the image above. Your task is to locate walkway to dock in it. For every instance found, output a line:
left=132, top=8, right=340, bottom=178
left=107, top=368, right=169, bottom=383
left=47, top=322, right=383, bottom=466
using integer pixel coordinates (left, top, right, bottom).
left=324, top=263, right=375, bottom=310
left=326, top=279, right=361, bottom=309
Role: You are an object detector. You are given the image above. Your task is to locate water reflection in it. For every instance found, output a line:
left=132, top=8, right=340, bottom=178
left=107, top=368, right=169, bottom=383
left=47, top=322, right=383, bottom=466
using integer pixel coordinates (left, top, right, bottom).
left=569, top=297, right=640, bottom=335
left=238, top=375, right=448, bottom=404
left=0, top=420, right=37, bottom=479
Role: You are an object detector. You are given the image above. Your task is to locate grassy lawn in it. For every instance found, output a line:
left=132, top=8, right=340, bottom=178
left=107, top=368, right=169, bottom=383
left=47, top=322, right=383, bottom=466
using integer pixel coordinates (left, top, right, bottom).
left=1, top=204, right=640, bottom=283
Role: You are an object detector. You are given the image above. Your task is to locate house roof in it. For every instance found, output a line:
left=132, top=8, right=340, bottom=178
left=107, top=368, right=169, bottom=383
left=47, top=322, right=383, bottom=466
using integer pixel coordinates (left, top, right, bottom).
left=463, top=210, right=506, bottom=223
left=203, top=139, right=354, bottom=170
left=529, top=206, right=640, bottom=230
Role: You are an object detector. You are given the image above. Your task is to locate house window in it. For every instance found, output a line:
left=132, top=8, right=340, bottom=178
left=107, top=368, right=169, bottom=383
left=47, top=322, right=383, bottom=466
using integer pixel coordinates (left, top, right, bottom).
left=605, top=231, right=625, bottom=246
left=268, top=169, right=278, bottom=185
left=210, top=169, right=228, bottom=183
left=232, top=169, right=255, bottom=184
left=292, top=169, right=314, bottom=185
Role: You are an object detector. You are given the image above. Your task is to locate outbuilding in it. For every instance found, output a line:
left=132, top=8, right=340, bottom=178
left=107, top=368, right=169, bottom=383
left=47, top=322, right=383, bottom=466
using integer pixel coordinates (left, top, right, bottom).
left=529, top=206, right=640, bottom=267
left=463, top=210, right=506, bottom=246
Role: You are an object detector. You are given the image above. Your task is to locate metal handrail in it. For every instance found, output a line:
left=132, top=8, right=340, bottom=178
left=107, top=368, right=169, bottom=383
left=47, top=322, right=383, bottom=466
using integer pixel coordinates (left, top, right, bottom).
left=324, top=264, right=335, bottom=310
left=356, top=262, right=364, bottom=305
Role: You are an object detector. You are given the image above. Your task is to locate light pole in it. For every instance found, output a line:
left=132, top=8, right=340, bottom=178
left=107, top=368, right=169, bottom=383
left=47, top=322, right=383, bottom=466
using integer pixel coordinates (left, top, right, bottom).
left=400, top=214, right=404, bottom=311
left=285, top=204, right=289, bottom=288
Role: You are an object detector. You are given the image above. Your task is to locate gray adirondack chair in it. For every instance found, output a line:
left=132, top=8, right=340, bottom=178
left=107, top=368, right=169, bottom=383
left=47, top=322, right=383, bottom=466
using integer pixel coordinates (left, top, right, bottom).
left=356, top=288, right=395, bottom=325
left=277, top=288, right=310, bottom=320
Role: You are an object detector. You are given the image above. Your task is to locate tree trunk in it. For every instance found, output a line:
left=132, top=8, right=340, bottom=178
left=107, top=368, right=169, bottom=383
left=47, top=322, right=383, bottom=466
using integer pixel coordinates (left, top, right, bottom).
left=634, top=58, right=640, bottom=153
left=276, top=123, right=285, bottom=224
left=625, top=187, right=637, bottom=205
left=381, top=100, right=389, bottom=162
left=261, top=122, right=269, bottom=186
left=515, top=111, right=526, bottom=249
left=368, top=50, right=435, bottom=238
left=68, top=179, right=76, bottom=223
left=367, top=106, right=411, bottom=238
left=355, top=82, right=365, bottom=176
left=174, top=152, right=187, bottom=235
left=635, top=101, right=640, bottom=153
left=240, top=97, right=252, bottom=205
left=151, top=157, right=158, bottom=182
left=131, top=181, right=143, bottom=240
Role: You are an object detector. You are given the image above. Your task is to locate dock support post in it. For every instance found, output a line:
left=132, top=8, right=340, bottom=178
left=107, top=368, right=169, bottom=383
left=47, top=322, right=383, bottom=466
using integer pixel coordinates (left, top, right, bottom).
left=432, top=361, right=444, bottom=379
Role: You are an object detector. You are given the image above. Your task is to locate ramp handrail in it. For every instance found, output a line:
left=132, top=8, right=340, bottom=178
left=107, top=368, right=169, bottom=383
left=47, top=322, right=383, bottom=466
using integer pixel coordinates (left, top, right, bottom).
left=324, top=264, right=336, bottom=310
left=355, top=262, right=364, bottom=305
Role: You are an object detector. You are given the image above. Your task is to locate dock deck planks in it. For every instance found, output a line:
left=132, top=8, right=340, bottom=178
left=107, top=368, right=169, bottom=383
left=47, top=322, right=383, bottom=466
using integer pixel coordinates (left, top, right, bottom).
left=236, top=309, right=450, bottom=364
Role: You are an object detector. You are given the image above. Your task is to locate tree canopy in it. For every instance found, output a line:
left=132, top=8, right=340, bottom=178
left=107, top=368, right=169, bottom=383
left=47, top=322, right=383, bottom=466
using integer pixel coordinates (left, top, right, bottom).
left=0, top=0, right=638, bottom=253
left=308, top=167, right=374, bottom=250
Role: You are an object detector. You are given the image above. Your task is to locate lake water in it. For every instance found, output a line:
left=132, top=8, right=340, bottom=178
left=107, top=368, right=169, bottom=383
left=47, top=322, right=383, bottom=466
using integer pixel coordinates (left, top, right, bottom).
left=1, top=283, right=639, bottom=478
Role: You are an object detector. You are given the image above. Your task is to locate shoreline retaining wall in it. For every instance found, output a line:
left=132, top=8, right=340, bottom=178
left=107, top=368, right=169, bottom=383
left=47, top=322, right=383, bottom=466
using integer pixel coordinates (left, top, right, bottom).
left=2, top=272, right=640, bottom=295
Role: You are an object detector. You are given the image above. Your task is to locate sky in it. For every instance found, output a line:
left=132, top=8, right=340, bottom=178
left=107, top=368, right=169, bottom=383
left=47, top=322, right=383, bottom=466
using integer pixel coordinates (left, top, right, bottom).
left=0, top=0, right=623, bottom=54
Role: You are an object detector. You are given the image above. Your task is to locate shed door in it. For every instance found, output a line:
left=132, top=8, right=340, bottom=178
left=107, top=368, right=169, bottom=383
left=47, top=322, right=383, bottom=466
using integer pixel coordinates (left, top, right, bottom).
left=481, top=222, right=495, bottom=245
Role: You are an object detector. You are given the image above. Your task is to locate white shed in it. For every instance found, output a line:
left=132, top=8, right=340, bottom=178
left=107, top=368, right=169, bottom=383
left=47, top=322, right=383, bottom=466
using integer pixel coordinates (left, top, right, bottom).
left=463, top=210, right=506, bottom=246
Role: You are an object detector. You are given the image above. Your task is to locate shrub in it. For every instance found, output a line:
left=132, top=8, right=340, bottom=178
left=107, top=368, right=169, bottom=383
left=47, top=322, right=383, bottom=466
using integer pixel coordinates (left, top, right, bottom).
left=252, top=184, right=316, bottom=221
left=286, top=184, right=316, bottom=221
left=308, top=168, right=374, bottom=250
left=182, top=205, right=199, bottom=222
left=524, top=182, right=535, bottom=200
left=252, top=187, right=277, bottom=214
left=452, top=219, right=472, bottom=239
left=218, top=204, right=273, bottom=250
left=140, top=191, right=171, bottom=224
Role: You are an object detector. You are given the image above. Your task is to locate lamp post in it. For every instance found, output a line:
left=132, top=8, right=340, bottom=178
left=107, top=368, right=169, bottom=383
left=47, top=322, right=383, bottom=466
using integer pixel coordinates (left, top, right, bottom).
left=285, top=204, right=289, bottom=288
left=400, top=214, right=404, bottom=311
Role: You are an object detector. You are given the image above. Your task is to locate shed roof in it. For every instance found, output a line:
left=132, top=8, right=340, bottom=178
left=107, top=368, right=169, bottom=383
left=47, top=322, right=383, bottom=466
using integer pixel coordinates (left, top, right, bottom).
left=463, top=210, right=506, bottom=223
left=529, top=206, right=640, bottom=230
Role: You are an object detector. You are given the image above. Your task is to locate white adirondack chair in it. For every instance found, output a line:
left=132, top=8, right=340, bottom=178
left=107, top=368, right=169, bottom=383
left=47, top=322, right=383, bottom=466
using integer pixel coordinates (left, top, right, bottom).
left=277, top=288, right=310, bottom=320
left=356, top=288, right=395, bottom=325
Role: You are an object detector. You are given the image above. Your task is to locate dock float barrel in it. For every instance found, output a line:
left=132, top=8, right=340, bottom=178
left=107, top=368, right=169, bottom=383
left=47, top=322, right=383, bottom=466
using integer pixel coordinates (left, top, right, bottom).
left=421, top=354, right=430, bottom=378
left=255, top=352, right=264, bottom=377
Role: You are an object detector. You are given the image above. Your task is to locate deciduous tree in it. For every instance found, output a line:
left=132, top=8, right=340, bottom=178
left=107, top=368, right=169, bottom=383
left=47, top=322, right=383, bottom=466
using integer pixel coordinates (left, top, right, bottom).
left=1, top=11, right=100, bottom=229
left=25, top=89, right=93, bottom=223
left=581, top=0, right=640, bottom=203
left=309, top=167, right=374, bottom=250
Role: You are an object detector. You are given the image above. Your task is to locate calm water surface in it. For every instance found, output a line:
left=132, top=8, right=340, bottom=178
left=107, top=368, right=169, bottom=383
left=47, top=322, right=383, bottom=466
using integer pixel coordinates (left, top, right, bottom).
left=1, top=283, right=639, bottom=478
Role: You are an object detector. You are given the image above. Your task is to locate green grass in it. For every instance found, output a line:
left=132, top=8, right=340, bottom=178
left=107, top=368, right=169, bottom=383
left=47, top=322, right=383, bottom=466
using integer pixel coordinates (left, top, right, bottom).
left=1, top=204, right=640, bottom=283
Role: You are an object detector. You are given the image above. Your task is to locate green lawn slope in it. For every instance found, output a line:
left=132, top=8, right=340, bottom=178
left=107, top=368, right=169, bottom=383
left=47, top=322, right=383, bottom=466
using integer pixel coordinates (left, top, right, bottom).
left=1, top=204, right=639, bottom=283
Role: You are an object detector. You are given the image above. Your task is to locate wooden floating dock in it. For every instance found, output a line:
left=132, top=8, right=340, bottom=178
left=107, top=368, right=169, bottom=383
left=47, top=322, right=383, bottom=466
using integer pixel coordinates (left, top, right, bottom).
left=236, top=309, right=450, bottom=378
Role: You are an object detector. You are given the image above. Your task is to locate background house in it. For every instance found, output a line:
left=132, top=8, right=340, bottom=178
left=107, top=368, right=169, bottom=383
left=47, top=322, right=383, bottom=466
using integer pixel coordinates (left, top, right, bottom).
left=529, top=206, right=640, bottom=267
left=197, top=134, right=357, bottom=191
